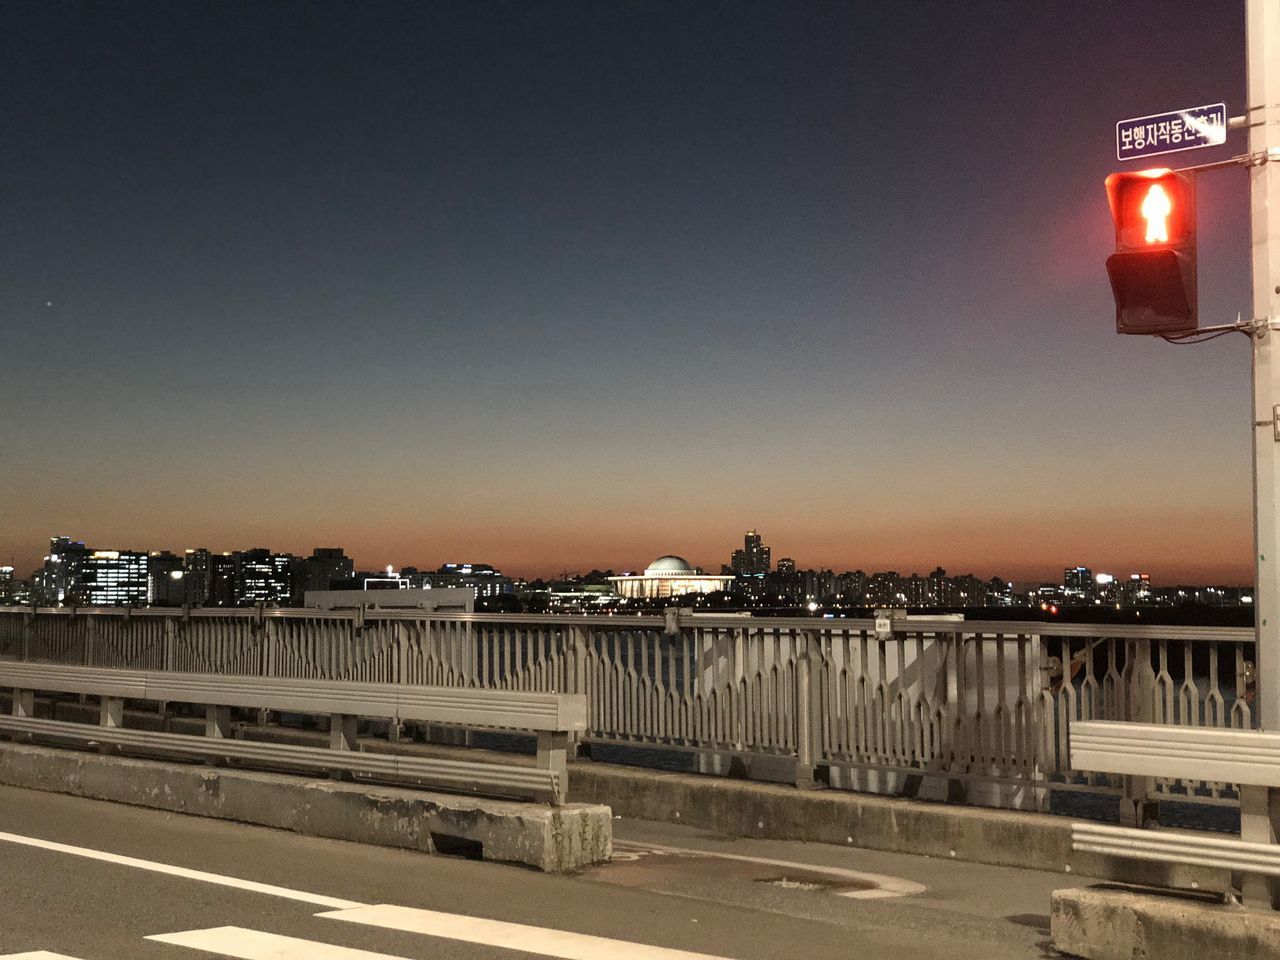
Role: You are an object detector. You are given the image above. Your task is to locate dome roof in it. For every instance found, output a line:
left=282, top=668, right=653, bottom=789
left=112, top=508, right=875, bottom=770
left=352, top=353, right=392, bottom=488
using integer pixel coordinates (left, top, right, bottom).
left=645, top=555, right=695, bottom=575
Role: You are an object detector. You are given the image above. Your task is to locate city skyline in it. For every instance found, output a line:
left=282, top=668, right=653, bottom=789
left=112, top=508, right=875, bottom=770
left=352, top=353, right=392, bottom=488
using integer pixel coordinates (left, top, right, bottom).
left=0, top=528, right=1254, bottom=588
left=1, top=2, right=1252, bottom=587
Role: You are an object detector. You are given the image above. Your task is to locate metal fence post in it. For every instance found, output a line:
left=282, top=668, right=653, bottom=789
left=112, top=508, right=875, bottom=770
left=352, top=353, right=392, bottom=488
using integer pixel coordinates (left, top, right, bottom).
left=1028, top=632, right=1051, bottom=812
left=82, top=610, right=94, bottom=667
left=568, top=625, right=590, bottom=760
left=164, top=615, right=178, bottom=673
left=255, top=606, right=272, bottom=724
left=1119, top=637, right=1157, bottom=827
left=795, top=632, right=820, bottom=789
left=1237, top=784, right=1280, bottom=908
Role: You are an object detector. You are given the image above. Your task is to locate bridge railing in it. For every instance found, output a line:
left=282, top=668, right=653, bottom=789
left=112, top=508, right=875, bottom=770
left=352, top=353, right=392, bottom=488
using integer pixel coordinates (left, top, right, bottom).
left=0, top=606, right=1256, bottom=814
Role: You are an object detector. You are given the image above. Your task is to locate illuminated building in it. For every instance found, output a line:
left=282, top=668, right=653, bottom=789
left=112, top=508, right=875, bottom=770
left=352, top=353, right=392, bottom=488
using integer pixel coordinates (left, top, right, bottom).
left=233, top=549, right=293, bottom=605
left=543, top=582, right=621, bottom=612
left=35, top=537, right=87, bottom=605
left=1063, top=565, right=1093, bottom=602
left=411, top=563, right=515, bottom=598
left=864, top=571, right=903, bottom=606
left=361, top=565, right=411, bottom=590
left=33, top=537, right=146, bottom=606
left=5, top=576, right=32, bottom=605
left=0, top=566, right=13, bottom=602
left=730, top=530, right=771, bottom=579
left=1125, top=573, right=1152, bottom=605
left=80, top=550, right=148, bottom=606
left=608, top=556, right=735, bottom=600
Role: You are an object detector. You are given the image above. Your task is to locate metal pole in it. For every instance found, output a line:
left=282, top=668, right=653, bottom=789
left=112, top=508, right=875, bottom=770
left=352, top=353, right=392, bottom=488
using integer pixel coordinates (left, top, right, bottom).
left=1248, top=0, right=1280, bottom=732
left=1244, top=0, right=1280, bottom=910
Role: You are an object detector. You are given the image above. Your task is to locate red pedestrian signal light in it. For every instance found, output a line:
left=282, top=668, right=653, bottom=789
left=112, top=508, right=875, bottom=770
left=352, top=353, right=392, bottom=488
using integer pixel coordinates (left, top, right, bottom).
left=1141, top=184, right=1171, bottom=243
left=1104, top=169, right=1197, bottom=335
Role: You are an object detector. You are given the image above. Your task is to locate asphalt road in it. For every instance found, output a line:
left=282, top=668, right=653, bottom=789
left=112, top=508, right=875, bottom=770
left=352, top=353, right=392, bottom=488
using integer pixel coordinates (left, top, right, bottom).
left=0, top=784, right=1077, bottom=959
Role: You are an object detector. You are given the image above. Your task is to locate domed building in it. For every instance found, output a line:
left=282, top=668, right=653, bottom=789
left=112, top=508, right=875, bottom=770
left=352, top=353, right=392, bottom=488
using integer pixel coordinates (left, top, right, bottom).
left=607, top=555, right=735, bottom=600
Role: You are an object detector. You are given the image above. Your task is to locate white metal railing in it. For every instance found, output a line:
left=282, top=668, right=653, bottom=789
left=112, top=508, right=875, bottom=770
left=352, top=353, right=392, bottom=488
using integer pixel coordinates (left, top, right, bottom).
left=0, top=606, right=1257, bottom=813
left=0, top=660, right=582, bottom=803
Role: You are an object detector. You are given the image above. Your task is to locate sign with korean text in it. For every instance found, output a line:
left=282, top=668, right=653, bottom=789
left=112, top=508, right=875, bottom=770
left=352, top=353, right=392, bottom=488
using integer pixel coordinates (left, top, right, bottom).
left=1115, top=103, right=1227, bottom=161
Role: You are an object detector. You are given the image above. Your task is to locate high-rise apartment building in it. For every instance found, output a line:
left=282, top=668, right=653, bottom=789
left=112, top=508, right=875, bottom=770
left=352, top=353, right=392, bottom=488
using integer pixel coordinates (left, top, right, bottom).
left=148, top=551, right=186, bottom=606
left=207, top=553, right=236, bottom=606
left=730, top=530, right=771, bottom=578
left=1063, top=565, right=1093, bottom=602
left=902, top=573, right=929, bottom=606
left=865, top=571, right=903, bottom=606
left=183, top=549, right=213, bottom=606
left=802, top=568, right=836, bottom=601
left=35, top=537, right=88, bottom=605
left=834, top=570, right=866, bottom=601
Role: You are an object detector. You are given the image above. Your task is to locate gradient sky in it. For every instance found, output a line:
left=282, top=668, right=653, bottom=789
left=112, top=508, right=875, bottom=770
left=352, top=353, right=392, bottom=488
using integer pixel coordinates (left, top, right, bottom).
left=0, top=1, right=1254, bottom=583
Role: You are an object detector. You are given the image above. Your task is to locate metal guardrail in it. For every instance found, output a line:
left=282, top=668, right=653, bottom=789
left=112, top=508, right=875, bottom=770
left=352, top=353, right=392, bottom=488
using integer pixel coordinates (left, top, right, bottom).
left=0, top=606, right=1258, bottom=813
left=1071, top=720, right=1280, bottom=786
left=0, top=659, right=581, bottom=803
left=1072, top=822, right=1280, bottom=876
left=0, top=716, right=565, bottom=803
left=1069, top=720, right=1280, bottom=907
left=0, top=661, right=587, bottom=735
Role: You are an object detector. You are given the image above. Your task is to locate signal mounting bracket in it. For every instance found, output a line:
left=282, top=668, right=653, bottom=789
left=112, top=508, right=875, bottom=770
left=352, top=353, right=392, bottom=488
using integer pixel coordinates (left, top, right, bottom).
left=1255, top=404, right=1280, bottom=442
left=1173, top=147, right=1276, bottom=176
left=1162, top=314, right=1271, bottom=342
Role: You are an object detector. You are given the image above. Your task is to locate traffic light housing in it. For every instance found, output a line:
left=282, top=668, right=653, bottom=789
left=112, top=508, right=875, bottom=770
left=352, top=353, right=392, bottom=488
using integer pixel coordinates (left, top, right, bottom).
left=1104, top=169, right=1197, bottom=335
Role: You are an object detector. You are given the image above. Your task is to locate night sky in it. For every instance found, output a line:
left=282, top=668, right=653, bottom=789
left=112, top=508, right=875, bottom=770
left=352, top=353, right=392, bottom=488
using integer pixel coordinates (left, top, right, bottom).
left=0, top=1, right=1251, bottom=583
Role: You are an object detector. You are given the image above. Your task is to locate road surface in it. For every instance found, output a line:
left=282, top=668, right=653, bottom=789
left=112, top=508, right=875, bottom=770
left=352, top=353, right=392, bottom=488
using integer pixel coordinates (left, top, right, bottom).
left=0, top=784, right=1076, bottom=959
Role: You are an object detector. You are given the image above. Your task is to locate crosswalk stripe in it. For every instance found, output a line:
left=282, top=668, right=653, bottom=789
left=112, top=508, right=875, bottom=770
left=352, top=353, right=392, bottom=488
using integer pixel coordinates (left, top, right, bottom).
left=147, top=926, right=411, bottom=959
left=0, top=953, right=87, bottom=959
left=320, top=904, right=735, bottom=960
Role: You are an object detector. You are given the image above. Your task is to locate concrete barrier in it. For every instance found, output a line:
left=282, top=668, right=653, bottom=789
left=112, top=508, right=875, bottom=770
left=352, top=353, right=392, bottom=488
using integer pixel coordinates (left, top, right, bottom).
left=0, top=694, right=1225, bottom=884
left=1051, top=886, right=1280, bottom=960
left=0, top=742, right=611, bottom=873
left=567, top=761, right=1225, bottom=889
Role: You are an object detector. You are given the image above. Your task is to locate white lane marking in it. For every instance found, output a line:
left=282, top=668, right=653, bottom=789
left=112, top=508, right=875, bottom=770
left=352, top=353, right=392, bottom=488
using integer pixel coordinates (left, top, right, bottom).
left=1, top=830, right=737, bottom=959
left=321, top=904, right=735, bottom=960
left=0, top=831, right=363, bottom=910
left=0, top=953, right=88, bottom=959
left=609, top=840, right=925, bottom=900
left=149, top=927, right=408, bottom=959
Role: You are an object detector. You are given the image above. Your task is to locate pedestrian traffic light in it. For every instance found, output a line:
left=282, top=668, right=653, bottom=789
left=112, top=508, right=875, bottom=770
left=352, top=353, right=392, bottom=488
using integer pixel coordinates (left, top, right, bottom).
left=1104, top=168, right=1197, bottom=335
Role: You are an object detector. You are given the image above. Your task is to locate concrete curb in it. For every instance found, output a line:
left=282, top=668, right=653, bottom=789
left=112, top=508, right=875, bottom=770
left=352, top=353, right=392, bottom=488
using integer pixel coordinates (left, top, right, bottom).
left=0, top=742, right=611, bottom=873
left=1051, top=886, right=1280, bottom=959
left=566, top=762, right=1225, bottom=888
